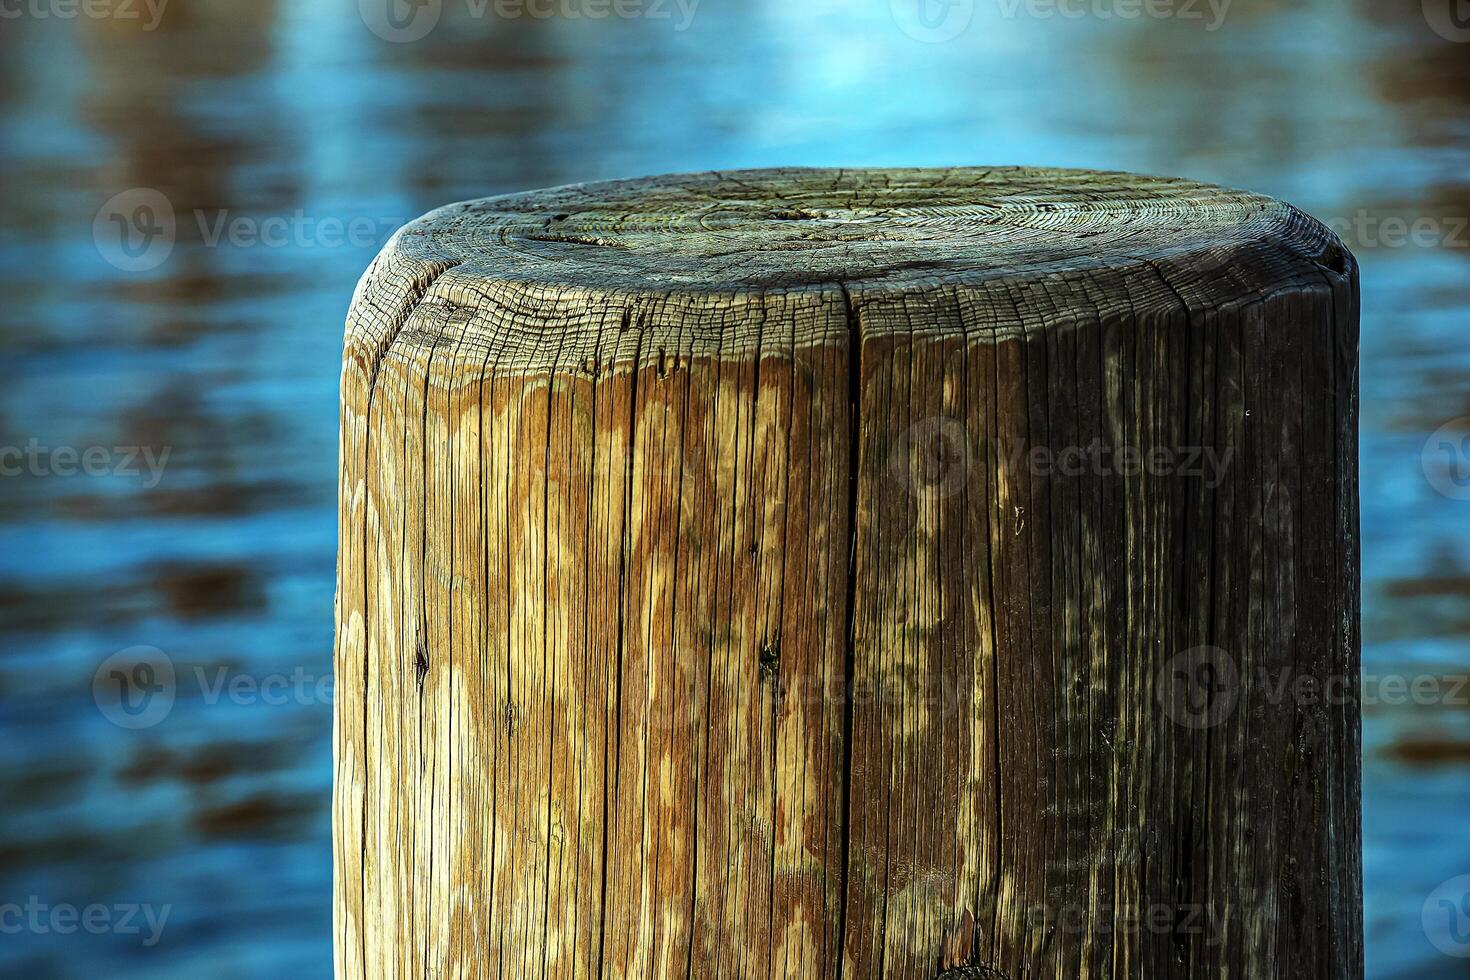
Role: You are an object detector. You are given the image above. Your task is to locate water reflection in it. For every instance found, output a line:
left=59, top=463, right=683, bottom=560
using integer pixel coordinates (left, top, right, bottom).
left=1, top=0, right=1466, bottom=976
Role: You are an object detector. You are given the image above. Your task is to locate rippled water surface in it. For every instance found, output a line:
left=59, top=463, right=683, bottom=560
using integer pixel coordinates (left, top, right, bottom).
left=1, top=0, right=1467, bottom=976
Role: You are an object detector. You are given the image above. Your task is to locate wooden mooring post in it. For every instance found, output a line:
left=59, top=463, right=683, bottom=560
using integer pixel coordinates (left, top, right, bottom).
left=334, top=167, right=1362, bottom=979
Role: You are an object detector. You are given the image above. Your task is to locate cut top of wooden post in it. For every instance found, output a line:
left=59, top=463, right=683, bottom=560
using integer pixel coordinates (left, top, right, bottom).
left=347, top=166, right=1351, bottom=371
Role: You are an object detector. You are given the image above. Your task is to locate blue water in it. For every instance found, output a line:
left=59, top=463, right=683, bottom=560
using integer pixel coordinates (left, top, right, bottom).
left=1, top=0, right=1467, bottom=976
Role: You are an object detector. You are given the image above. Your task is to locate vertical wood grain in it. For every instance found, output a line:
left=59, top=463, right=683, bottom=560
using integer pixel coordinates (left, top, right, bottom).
left=336, top=169, right=1362, bottom=980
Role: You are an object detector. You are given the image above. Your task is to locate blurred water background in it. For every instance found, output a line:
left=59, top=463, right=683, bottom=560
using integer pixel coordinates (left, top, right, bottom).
left=1, top=0, right=1467, bottom=976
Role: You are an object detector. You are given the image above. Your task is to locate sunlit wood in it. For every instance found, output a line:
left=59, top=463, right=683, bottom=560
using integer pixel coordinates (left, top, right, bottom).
left=335, top=167, right=1362, bottom=979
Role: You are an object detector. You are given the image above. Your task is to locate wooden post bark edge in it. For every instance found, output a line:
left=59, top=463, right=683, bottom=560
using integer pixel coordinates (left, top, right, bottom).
left=333, top=167, right=1362, bottom=980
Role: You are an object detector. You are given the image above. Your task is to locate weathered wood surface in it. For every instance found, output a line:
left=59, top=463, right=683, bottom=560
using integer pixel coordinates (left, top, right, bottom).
left=334, top=167, right=1361, bottom=979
